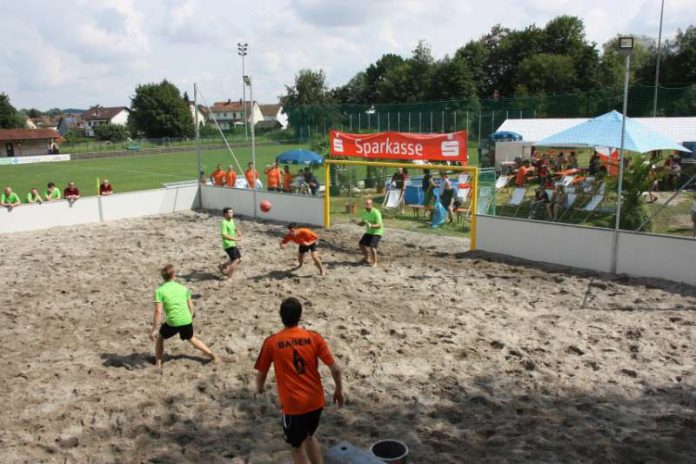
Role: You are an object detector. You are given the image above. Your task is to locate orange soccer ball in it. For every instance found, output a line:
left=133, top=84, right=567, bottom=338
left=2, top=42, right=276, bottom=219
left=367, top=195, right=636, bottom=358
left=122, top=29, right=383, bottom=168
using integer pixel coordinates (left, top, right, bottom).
left=260, top=200, right=272, bottom=212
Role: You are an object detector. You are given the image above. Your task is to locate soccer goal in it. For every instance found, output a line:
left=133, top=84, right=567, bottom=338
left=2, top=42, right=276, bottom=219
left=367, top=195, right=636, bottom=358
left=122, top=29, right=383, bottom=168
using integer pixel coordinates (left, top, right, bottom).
left=323, top=159, right=480, bottom=250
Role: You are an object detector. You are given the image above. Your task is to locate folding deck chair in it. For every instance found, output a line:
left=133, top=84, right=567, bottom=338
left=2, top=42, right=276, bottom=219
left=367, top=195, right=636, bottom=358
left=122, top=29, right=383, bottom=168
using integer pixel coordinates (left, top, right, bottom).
left=495, top=175, right=511, bottom=190
left=454, top=187, right=472, bottom=221
left=476, top=186, right=493, bottom=215
left=503, top=187, right=528, bottom=217
left=383, top=187, right=404, bottom=210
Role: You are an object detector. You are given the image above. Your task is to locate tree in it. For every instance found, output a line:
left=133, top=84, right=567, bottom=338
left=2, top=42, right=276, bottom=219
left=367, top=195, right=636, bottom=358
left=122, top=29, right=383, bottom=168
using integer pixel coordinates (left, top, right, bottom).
left=94, top=123, right=129, bottom=142
left=128, top=80, right=194, bottom=138
left=543, top=16, right=586, bottom=56
left=281, top=69, right=332, bottom=107
left=0, top=93, right=23, bottom=128
left=661, top=26, right=696, bottom=85
left=516, top=54, right=577, bottom=95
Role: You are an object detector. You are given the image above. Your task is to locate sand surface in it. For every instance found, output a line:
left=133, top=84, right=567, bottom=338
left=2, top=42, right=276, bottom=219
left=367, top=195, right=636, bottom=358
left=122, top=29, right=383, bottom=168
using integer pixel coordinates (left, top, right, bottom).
left=1, top=210, right=696, bottom=463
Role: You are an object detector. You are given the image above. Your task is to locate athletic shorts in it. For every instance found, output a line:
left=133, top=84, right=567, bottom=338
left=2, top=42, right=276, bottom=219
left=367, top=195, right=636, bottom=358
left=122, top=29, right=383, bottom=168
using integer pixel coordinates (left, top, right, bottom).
left=159, top=323, right=193, bottom=340
left=282, top=408, right=323, bottom=448
left=225, top=246, right=241, bottom=261
left=359, top=233, right=381, bottom=249
left=298, top=242, right=317, bottom=254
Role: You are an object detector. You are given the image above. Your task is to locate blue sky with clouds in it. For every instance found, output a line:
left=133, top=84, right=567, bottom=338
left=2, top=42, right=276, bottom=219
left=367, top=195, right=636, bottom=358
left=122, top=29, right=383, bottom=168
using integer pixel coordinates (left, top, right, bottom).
left=1, top=0, right=694, bottom=110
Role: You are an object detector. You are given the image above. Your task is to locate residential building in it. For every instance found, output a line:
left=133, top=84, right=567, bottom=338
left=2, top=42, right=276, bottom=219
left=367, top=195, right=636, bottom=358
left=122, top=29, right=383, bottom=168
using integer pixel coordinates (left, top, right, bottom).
left=187, top=101, right=208, bottom=127
left=0, top=129, right=62, bottom=157
left=209, top=99, right=262, bottom=130
left=82, top=106, right=130, bottom=136
left=258, top=104, right=288, bottom=130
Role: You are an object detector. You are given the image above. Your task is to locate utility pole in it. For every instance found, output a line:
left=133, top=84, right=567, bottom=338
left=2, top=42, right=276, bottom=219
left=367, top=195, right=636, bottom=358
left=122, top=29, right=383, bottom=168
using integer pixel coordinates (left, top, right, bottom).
left=237, top=43, right=248, bottom=141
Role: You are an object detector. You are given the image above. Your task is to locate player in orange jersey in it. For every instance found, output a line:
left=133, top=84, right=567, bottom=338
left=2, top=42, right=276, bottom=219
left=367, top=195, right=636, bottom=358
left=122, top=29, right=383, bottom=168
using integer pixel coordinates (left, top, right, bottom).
left=255, top=297, right=343, bottom=464
left=280, top=223, right=326, bottom=275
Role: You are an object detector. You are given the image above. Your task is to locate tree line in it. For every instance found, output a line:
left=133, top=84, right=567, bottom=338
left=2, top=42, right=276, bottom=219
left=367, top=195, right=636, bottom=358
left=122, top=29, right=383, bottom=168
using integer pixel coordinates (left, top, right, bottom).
left=280, top=16, right=696, bottom=122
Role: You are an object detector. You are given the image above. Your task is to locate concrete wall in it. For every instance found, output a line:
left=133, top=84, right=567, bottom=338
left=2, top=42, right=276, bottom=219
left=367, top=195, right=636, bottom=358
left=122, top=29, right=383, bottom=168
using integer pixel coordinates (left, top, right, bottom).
left=0, top=185, right=199, bottom=234
left=476, top=215, right=696, bottom=286
left=200, top=185, right=324, bottom=226
left=616, top=231, right=696, bottom=286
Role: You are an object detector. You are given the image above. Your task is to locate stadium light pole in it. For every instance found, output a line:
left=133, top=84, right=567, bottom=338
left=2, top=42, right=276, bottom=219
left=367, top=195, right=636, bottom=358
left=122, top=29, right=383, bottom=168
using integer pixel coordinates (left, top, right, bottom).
left=237, top=42, right=248, bottom=142
left=244, top=75, right=257, bottom=218
left=652, top=0, right=665, bottom=117
left=611, top=37, right=634, bottom=275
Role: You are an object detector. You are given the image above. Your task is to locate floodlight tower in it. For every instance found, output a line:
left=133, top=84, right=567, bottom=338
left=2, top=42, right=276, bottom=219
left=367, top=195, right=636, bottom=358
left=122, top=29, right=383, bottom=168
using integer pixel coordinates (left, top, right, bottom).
left=237, top=42, right=249, bottom=141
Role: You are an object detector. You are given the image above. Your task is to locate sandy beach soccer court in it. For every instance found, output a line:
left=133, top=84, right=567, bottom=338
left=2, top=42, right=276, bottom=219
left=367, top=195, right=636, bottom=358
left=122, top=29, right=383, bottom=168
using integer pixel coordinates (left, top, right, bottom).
left=1, top=210, right=695, bottom=463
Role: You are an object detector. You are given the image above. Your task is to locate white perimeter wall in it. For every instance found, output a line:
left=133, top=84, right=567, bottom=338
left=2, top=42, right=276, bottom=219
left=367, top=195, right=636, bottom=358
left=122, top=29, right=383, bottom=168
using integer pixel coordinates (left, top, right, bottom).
left=200, top=185, right=324, bottom=226
left=476, top=215, right=696, bottom=286
left=0, top=185, right=199, bottom=234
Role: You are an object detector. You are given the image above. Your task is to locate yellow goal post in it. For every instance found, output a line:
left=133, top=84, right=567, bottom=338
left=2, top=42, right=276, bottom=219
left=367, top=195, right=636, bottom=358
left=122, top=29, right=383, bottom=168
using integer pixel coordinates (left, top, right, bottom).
left=323, top=159, right=479, bottom=250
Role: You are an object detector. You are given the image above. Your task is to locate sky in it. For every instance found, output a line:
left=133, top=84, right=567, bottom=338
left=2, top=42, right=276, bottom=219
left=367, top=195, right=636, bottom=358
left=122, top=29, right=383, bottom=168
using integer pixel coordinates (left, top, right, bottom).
left=1, top=0, right=695, bottom=110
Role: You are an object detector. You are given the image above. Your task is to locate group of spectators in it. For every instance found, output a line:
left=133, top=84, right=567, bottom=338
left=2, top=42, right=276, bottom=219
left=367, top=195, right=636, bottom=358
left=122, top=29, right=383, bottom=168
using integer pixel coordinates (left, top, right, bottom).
left=207, top=162, right=320, bottom=195
left=1, top=179, right=114, bottom=212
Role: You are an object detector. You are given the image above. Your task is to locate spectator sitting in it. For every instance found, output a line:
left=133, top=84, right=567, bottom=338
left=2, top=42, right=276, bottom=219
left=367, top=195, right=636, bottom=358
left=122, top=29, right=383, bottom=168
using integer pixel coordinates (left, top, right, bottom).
left=26, top=188, right=43, bottom=204
left=554, top=152, right=567, bottom=171
left=282, top=165, right=293, bottom=192
left=552, top=184, right=567, bottom=221
left=1, top=186, right=21, bottom=211
left=225, top=165, right=237, bottom=188
left=529, top=186, right=551, bottom=219
left=45, top=182, right=61, bottom=201
left=48, top=140, right=60, bottom=154
left=99, top=179, right=113, bottom=196
left=210, top=163, right=226, bottom=186
left=588, top=152, right=601, bottom=176
left=536, top=155, right=549, bottom=186
left=303, top=168, right=318, bottom=195
left=567, top=152, right=578, bottom=169
left=264, top=162, right=282, bottom=192
left=64, top=182, right=80, bottom=206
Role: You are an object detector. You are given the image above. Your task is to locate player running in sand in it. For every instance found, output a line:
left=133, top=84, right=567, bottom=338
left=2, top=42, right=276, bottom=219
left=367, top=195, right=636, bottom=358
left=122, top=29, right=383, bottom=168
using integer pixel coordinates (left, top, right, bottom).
left=149, top=264, right=219, bottom=367
left=218, top=207, right=243, bottom=278
left=353, top=198, right=384, bottom=267
left=280, top=223, right=326, bottom=276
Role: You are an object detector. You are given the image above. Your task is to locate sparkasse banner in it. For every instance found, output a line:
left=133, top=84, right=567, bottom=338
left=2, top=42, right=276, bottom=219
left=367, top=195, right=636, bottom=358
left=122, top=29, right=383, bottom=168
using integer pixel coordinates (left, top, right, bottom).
left=329, top=130, right=468, bottom=163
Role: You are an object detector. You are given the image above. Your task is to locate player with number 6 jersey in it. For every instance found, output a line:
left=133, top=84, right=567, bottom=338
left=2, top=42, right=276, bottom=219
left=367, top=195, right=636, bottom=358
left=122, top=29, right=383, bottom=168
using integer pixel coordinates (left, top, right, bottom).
left=254, top=297, right=344, bottom=463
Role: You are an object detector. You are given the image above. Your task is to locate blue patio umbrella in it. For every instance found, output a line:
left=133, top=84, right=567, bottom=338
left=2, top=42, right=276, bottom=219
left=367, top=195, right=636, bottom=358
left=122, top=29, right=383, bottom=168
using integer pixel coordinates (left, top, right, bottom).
left=276, top=149, right=325, bottom=165
left=536, top=110, right=690, bottom=153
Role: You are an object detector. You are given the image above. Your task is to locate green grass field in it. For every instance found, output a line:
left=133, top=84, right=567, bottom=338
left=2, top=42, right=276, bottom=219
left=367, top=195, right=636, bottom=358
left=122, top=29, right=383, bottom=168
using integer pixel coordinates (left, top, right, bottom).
left=0, top=143, right=309, bottom=197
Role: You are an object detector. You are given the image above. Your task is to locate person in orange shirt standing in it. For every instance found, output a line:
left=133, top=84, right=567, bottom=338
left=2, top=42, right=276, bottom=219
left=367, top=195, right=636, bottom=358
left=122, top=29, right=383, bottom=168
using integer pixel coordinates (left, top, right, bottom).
left=280, top=223, right=326, bottom=275
left=225, top=165, right=237, bottom=188
left=283, top=165, right=294, bottom=192
left=515, top=160, right=532, bottom=187
left=255, top=297, right=344, bottom=464
left=210, top=164, right=226, bottom=186
left=245, top=162, right=259, bottom=189
left=265, top=161, right=283, bottom=191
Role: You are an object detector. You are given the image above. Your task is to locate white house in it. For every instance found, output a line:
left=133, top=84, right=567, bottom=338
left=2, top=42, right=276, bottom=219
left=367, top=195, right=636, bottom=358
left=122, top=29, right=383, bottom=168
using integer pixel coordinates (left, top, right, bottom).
left=81, top=106, right=130, bottom=137
left=258, top=104, right=288, bottom=130
left=187, top=102, right=207, bottom=127
left=209, top=100, right=263, bottom=130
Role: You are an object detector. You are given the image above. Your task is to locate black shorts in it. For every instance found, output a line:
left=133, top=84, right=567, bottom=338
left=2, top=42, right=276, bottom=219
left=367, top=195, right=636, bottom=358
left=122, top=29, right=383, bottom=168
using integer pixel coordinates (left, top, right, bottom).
left=359, top=233, right=381, bottom=249
left=282, top=408, right=323, bottom=448
left=225, top=246, right=241, bottom=261
left=159, top=323, right=193, bottom=340
left=298, top=242, right=317, bottom=254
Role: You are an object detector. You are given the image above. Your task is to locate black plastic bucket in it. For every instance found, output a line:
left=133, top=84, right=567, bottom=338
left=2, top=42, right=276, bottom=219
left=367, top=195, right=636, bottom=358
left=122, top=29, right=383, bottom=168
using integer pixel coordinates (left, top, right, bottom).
left=370, top=439, right=408, bottom=463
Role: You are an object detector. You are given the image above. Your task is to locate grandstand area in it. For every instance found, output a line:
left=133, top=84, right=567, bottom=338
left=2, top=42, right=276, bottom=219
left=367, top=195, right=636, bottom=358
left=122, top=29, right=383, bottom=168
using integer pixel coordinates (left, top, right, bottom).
left=1, top=211, right=695, bottom=463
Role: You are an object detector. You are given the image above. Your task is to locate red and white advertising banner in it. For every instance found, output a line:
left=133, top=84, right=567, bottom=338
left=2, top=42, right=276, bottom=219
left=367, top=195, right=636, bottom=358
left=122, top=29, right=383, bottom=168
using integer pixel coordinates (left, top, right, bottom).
left=329, top=130, right=468, bottom=164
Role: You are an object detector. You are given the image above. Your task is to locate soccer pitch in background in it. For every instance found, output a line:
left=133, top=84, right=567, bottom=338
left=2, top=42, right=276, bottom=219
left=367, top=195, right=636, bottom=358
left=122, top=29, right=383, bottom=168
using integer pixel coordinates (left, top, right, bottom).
left=0, top=144, right=308, bottom=197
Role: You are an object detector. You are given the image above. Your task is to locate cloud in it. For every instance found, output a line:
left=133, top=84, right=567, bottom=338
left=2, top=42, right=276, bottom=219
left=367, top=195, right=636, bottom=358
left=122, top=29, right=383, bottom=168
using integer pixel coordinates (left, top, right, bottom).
left=2, top=0, right=695, bottom=109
